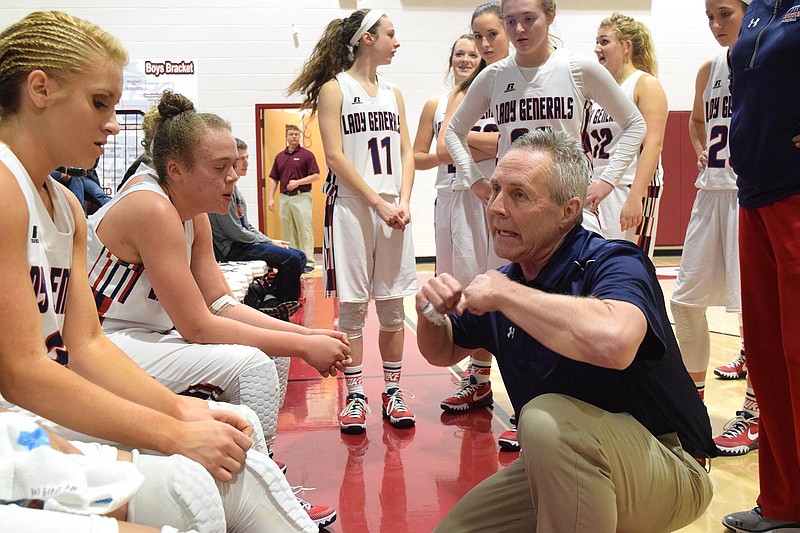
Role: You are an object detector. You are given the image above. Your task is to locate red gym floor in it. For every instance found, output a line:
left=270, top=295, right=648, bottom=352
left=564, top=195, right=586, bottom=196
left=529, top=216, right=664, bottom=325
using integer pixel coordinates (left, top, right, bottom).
left=275, top=273, right=518, bottom=532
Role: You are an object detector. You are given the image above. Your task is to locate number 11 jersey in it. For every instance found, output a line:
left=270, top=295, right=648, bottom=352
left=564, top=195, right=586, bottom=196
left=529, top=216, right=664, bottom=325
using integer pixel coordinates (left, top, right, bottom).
left=327, top=72, right=403, bottom=198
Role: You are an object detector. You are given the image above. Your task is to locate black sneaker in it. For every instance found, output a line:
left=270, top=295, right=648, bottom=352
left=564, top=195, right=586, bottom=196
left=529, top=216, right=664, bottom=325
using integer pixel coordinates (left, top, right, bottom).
left=258, top=296, right=301, bottom=321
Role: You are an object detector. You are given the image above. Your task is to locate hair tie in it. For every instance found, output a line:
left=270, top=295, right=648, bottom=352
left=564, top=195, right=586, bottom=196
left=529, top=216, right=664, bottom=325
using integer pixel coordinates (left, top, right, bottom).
left=349, top=9, right=385, bottom=47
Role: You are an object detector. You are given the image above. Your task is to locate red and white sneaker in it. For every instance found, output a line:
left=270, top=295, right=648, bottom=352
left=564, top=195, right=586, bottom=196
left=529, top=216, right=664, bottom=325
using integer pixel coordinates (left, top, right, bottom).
left=498, top=428, right=520, bottom=452
left=381, top=389, right=416, bottom=429
left=714, top=350, right=747, bottom=380
left=271, top=457, right=287, bottom=475
left=297, top=497, right=337, bottom=528
left=339, top=393, right=370, bottom=434
left=714, top=411, right=759, bottom=456
left=441, top=378, right=493, bottom=412
left=499, top=414, right=520, bottom=452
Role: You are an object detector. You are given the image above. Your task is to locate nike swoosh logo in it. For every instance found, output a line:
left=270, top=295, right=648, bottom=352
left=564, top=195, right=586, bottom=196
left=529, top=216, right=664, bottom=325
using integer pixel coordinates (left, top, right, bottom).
left=748, top=429, right=758, bottom=440
left=474, top=389, right=491, bottom=401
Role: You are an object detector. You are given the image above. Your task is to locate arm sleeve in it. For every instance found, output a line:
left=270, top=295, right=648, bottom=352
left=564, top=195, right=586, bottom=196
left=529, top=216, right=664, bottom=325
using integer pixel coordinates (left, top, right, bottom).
left=577, top=56, right=646, bottom=186
left=445, top=67, right=496, bottom=186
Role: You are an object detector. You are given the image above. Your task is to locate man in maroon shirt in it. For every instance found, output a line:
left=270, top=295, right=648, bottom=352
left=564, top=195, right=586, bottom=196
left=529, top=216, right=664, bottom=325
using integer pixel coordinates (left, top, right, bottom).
left=268, top=125, right=320, bottom=272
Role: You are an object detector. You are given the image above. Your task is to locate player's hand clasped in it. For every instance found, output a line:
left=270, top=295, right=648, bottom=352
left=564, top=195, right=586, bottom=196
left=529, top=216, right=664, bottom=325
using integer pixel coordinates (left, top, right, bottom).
left=301, top=330, right=352, bottom=377
left=375, top=198, right=410, bottom=230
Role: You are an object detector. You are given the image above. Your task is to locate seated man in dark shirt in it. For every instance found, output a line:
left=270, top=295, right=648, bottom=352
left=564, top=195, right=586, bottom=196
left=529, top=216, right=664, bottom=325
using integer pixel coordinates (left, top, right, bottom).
left=417, top=130, right=715, bottom=532
left=209, top=139, right=306, bottom=318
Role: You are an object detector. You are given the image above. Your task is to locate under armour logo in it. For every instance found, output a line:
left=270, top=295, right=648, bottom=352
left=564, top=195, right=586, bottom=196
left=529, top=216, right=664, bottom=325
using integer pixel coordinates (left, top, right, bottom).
left=713, top=80, right=722, bottom=89
left=748, top=17, right=760, bottom=28
left=353, top=96, right=362, bottom=104
left=504, top=83, right=515, bottom=93
left=507, top=326, right=516, bottom=339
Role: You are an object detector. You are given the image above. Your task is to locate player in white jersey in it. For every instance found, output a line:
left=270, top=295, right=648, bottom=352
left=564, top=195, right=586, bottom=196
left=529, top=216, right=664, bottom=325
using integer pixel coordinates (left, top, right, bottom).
left=413, top=34, right=479, bottom=282
left=288, top=9, right=417, bottom=435
left=670, top=0, right=759, bottom=457
left=429, top=3, right=515, bottom=447
left=444, top=0, right=645, bottom=216
left=0, top=11, right=323, bottom=532
left=86, top=90, right=347, bottom=527
left=584, top=13, right=667, bottom=258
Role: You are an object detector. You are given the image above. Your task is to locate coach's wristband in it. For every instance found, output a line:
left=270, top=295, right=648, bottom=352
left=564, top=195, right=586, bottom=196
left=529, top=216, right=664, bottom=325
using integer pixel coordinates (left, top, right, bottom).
left=422, top=302, right=448, bottom=327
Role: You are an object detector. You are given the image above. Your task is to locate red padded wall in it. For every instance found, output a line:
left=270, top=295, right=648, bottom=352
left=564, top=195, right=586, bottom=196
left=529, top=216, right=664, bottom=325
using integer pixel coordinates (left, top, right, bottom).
left=656, top=111, right=700, bottom=247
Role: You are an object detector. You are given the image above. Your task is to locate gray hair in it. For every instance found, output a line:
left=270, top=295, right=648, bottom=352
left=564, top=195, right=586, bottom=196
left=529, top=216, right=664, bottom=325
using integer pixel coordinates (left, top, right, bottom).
left=507, top=130, right=589, bottom=212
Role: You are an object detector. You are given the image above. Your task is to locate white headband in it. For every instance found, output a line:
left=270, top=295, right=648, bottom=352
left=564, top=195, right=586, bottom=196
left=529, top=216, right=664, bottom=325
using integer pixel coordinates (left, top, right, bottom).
left=349, top=9, right=386, bottom=47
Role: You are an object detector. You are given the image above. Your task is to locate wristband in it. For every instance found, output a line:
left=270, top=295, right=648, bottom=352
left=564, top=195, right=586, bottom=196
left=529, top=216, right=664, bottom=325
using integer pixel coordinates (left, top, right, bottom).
left=422, top=302, right=448, bottom=327
left=209, top=294, right=240, bottom=316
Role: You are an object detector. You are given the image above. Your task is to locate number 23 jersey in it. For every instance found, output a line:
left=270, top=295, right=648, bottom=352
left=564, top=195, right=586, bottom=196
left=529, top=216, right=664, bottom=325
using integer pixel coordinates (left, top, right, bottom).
left=327, top=72, right=403, bottom=198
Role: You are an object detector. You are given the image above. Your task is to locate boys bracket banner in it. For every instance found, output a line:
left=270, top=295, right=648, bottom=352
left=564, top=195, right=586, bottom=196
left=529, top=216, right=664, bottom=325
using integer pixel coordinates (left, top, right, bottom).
left=98, top=59, right=199, bottom=191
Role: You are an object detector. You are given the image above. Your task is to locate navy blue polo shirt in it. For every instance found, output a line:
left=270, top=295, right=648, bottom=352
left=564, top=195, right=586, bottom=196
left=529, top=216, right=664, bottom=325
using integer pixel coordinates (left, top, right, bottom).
left=450, top=226, right=716, bottom=457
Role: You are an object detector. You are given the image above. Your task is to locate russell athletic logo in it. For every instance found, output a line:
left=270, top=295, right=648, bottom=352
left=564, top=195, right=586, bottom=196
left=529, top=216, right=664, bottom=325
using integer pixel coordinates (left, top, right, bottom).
left=353, top=96, right=362, bottom=104
left=713, top=79, right=722, bottom=89
left=507, top=326, right=516, bottom=339
left=504, top=83, right=516, bottom=93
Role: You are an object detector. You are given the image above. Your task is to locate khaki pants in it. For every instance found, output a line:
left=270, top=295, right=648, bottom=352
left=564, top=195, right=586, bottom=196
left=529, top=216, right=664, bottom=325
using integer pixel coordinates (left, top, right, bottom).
left=435, top=394, right=713, bottom=533
left=280, top=191, right=315, bottom=267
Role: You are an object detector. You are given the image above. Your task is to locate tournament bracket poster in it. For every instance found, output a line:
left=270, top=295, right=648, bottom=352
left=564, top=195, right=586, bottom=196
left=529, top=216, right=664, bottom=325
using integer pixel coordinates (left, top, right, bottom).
left=99, top=59, right=199, bottom=190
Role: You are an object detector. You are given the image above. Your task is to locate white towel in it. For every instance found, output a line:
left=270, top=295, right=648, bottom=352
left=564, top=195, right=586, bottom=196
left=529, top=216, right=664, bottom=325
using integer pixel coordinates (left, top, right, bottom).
left=0, top=412, right=144, bottom=515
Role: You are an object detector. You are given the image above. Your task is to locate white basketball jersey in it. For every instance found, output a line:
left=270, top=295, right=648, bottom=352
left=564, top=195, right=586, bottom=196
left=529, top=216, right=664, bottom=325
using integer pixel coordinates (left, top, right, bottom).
left=87, top=173, right=194, bottom=332
left=696, top=51, right=737, bottom=190
left=2, top=143, right=74, bottom=364
left=433, top=94, right=456, bottom=190
left=587, top=70, right=663, bottom=187
left=490, top=49, right=591, bottom=160
left=325, top=72, right=403, bottom=198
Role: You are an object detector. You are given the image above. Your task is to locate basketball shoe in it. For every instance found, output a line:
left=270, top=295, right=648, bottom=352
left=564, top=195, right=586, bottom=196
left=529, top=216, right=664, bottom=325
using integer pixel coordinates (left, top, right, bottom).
left=339, top=393, right=370, bottom=434
left=722, top=506, right=800, bottom=532
left=296, top=497, right=337, bottom=528
left=441, top=376, right=493, bottom=412
left=381, top=389, right=416, bottom=429
left=714, top=350, right=747, bottom=380
left=498, top=414, right=520, bottom=452
left=714, top=411, right=759, bottom=456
